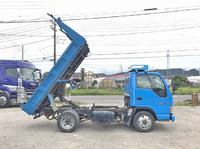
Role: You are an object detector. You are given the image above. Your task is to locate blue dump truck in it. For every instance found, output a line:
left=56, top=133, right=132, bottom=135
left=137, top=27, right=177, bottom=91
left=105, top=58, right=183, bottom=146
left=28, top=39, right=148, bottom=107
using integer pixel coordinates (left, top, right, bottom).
left=20, top=14, right=175, bottom=132
left=0, top=60, right=41, bottom=108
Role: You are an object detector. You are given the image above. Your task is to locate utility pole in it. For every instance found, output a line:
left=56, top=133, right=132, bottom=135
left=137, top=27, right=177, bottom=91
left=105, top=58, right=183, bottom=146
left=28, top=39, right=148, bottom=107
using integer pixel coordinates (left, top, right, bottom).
left=120, top=64, right=123, bottom=74
left=167, top=49, right=170, bottom=78
left=22, top=45, right=24, bottom=61
left=50, top=19, right=57, bottom=65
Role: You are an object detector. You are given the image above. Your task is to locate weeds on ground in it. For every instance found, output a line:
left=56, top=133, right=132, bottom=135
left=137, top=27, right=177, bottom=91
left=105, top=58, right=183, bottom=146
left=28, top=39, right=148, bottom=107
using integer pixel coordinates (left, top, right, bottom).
left=55, top=100, right=87, bottom=106
left=174, top=101, right=192, bottom=106
left=66, top=88, right=124, bottom=95
left=174, top=101, right=200, bottom=107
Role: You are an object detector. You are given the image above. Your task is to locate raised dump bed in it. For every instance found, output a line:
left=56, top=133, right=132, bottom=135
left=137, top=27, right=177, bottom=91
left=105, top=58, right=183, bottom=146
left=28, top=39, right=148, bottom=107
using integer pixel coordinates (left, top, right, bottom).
left=21, top=14, right=90, bottom=115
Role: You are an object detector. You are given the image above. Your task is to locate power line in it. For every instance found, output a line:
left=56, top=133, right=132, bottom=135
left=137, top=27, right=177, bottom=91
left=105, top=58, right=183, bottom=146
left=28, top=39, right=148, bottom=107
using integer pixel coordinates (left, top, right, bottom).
left=0, top=33, right=51, bottom=38
left=0, top=38, right=52, bottom=50
left=0, top=29, right=51, bottom=43
left=0, top=25, right=50, bottom=38
left=1, top=7, right=200, bottom=23
left=0, top=27, right=50, bottom=43
left=37, top=45, right=53, bottom=57
left=0, top=44, right=53, bottom=54
left=6, top=25, right=49, bottom=34
left=1, top=23, right=200, bottom=39
left=85, top=54, right=200, bottom=60
left=85, top=25, right=200, bottom=37
left=60, top=7, right=200, bottom=21
left=0, top=34, right=20, bottom=46
left=26, top=53, right=200, bottom=62
left=91, top=48, right=200, bottom=56
left=0, top=22, right=47, bottom=33
left=0, top=7, right=200, bottom=43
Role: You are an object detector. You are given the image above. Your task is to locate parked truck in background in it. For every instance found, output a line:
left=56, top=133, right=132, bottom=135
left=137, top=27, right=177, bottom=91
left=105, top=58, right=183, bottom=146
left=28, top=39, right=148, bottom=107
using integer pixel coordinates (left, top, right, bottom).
left=0, top=60, right=41, bottom=108
left=20, top=14, right=175, bottom=132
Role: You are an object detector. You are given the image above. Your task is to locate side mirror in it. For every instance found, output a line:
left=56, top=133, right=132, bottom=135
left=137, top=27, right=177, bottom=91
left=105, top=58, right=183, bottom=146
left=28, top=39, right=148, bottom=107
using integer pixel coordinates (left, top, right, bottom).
left=33, top=69, right=41, bottom=81
left=17, top=68, right=20, bottom=74
left=17, top=68, right=20, bottom=78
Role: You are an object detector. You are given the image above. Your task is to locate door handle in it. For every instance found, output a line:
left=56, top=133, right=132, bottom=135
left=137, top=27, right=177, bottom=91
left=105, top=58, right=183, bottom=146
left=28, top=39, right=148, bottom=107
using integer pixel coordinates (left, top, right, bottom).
left=4, top=80, right=8, bottom=82
left=137, top=97, right=142, bottom=100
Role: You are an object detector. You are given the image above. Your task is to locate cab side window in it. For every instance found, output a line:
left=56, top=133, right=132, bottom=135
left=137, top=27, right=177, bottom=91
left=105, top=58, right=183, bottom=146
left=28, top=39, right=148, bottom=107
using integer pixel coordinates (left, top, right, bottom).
left=137, top=75, right=167, bottom=98
left=137, top=75, right=151, bottom=89
left=6, top=68, right=17, bottom=78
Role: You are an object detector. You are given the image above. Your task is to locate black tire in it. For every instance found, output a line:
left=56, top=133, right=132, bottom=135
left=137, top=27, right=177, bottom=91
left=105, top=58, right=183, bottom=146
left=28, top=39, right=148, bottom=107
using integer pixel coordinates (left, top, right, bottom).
left=67, top=110, right=80, bottom=125
left=0, top=93, right=10, bottom=108
left=57, top=110, right=79, bottom=132
left=133, top=111, right=155, bottom=132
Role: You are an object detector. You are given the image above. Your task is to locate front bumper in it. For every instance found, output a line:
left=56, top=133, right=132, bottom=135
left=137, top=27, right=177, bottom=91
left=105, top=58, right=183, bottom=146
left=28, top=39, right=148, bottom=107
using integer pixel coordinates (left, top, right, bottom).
left=26, top=92, right=34, bottom=98
left=170, top=114, right=175, bottom=122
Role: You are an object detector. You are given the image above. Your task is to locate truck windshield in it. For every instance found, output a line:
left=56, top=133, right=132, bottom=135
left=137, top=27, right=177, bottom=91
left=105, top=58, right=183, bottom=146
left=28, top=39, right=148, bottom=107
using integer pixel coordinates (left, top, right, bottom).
left=20, top=68, right=40, bottom=80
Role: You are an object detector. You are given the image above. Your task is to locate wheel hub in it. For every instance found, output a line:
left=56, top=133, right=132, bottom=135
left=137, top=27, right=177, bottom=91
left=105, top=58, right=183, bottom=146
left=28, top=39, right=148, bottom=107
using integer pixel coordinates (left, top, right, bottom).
left=61, top=115, right=74, bottom=129
left=0, top=96, right=7, bottom=106
left=137, top=115, right=152, bottom=130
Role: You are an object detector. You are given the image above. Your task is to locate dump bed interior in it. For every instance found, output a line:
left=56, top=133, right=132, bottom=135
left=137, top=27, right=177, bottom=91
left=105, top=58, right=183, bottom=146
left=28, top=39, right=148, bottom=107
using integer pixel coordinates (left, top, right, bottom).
left=21, top=14, right=90, bottom=115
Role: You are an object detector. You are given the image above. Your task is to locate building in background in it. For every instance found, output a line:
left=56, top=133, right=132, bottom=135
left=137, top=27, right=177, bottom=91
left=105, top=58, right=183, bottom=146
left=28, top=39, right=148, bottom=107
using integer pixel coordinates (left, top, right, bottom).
left=107, top=73, right=126, bottom=88
left=86, top=71, right=93, bottom=84
left=97, top=78, right=117, bottom=89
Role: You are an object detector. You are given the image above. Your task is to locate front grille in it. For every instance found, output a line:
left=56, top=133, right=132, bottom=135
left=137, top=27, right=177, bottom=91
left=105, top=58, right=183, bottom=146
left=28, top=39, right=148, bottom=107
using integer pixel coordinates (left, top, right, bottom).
left=25, top=88, right=36, bottom=92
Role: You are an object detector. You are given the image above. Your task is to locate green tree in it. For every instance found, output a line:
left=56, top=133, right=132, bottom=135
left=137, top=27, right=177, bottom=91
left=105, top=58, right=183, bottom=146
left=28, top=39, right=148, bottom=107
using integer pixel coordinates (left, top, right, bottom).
left=172, top=75, right=188, bottom=87
left=81, top=68, right=85, bottom=81
left=92, top=80, right=98, bottom=87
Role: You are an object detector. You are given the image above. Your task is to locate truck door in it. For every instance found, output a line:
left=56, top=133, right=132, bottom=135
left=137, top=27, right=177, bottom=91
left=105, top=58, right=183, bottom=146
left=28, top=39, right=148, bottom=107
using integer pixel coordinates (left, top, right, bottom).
left=0, top=67, right=3, bottom=85
left=4, top=67, right=18, bottom=86
left=135, top=74, right=170, bottom=120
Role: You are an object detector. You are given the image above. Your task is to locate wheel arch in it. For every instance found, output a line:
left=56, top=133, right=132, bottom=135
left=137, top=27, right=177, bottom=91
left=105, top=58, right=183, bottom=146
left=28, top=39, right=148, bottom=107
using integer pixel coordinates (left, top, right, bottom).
left=0, top=86, right=11, bottom=98
left=134, top=107, right=157, bottom=120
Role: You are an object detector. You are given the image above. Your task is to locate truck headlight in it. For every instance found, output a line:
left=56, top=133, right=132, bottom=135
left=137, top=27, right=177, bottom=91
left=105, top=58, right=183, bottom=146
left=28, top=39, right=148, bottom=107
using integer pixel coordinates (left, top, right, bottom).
left=17, top=86, right=25, bottom=92
left=9, top=87, right=18, bottom=92
left=3, top=85, right=18, bottom=92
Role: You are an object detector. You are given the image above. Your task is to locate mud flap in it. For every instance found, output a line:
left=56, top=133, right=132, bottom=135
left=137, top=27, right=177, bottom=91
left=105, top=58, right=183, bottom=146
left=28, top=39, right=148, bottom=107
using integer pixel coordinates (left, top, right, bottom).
left=126, top=108, right=136, bottom=126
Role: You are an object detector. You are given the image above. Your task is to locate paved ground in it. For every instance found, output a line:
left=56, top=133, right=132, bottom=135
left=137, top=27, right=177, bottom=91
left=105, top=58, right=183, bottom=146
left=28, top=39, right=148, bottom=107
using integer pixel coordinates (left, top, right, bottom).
left=72, top=95, right=124, bottom=106
left=1, top=105, right=200, bottom=149
left=71, top=95, right=193, bottom=106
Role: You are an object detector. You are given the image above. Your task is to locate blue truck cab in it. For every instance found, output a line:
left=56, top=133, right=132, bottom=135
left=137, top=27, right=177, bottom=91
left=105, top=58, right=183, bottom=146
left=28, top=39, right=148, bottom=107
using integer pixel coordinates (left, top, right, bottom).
left=124, top=65, right=175, bottom=126
left=0, top=60, right=41, bottom=108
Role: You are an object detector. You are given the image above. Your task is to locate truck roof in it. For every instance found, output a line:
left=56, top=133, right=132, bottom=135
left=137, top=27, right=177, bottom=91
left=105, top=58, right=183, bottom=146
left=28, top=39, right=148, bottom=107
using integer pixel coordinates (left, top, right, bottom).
left=0, top=60, right=37, bottom=69
left=126, top=71, right=161, bottom=76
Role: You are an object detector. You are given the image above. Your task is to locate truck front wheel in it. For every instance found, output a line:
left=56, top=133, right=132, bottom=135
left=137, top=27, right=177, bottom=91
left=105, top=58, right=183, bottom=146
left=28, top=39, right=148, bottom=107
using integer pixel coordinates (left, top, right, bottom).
left=57, top=110, right=79, bottom=132
left=133, top=111, right=155, bottom=132
left=0, top=93, right=10, bottom=108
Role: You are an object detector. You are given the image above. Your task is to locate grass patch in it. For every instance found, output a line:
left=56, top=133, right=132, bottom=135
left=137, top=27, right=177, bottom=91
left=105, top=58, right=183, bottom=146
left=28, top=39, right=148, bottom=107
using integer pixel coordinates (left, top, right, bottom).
left=174, top=100, right=200, bottom=107
left=73, top=101, right=87, bottom=105
left=66, top=89, right=124, bottom=95
left=66, top=87, right=200, bottom=95
left=55, top=100, right=87, bottom=106
left=174, top=101, right=193, bottom=106
left=170, top=87, right=200, bottom=95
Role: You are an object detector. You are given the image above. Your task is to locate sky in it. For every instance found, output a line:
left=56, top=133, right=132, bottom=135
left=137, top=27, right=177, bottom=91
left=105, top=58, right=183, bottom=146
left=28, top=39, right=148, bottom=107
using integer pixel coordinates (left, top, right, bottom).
left=0, top=0, right=200, bottom=74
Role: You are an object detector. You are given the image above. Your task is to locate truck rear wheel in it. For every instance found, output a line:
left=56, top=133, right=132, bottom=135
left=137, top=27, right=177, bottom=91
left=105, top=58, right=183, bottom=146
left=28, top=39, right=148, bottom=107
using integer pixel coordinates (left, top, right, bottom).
left=0, top=93, right=10, bottom=108
left=57, top=110, right=79, bottom=132
left=133, top=111, right=155, bottom=132
left=67, top=110, right=80, bottom=125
